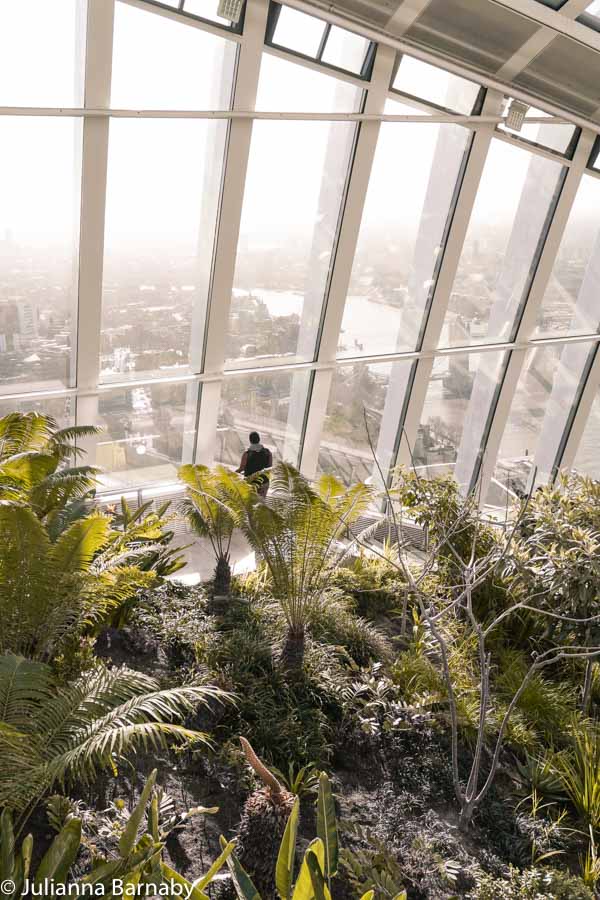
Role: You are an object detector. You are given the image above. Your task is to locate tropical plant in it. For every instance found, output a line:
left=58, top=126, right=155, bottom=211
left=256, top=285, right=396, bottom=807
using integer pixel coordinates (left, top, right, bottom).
left=0, top=412, right=99, bottom=525
left=0, top=503, right=155, bottom=663
left=0, top=653, right=227, bottom=825
left=552, top=725, right=600, bottom=833
left=512, top=477, right=600, bottom=712
left=223, top=747, right=406, bottom=900
left=0, top=771, right=236, bottom=900
left=223, top=462, right=372, bottom=672
left=105, top=496, right=187, bottom=580
left=347, top=436, right=600, bottom=829
left=179, top=464, right=247, bottom=596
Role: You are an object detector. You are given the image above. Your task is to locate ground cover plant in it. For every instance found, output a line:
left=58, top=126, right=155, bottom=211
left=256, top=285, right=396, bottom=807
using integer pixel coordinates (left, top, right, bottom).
left=2, top=411, right=600, bottom=898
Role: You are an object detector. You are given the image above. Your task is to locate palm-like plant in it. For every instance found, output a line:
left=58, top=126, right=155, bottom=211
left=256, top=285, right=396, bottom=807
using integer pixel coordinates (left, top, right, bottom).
left=0, top=503, right=156, bottom=662
left=0, top=412, right=99, bottom=525
left=224, top=462, right=372, bottom=672
left=0, top=652, right=227, bottom=826
left=179, top=464, right=251, bottom=596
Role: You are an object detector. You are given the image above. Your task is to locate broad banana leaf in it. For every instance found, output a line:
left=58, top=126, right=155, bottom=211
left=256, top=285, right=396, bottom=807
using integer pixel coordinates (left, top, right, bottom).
left=35, top=817, right=82, bottom=885
left=275, top=796, right=299, bottom=900
left=316, top=774, right=338, bottom=880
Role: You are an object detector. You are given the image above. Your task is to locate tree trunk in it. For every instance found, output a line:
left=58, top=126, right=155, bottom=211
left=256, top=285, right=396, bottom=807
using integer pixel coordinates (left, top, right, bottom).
left=214, top=553, right=231, bottom=597
left=280, top=627, right=305, bottom=674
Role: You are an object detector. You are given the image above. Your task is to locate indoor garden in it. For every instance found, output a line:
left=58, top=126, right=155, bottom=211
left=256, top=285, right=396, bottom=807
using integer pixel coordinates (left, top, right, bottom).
left=2, top=409, right=600, bottom=899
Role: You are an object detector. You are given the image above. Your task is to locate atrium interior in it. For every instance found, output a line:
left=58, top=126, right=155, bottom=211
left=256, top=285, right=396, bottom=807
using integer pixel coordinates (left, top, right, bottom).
left=4, top=0, right=600, bottom=514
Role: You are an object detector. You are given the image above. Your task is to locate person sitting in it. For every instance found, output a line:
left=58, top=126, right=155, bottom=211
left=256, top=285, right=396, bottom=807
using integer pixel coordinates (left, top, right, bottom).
left=236, top=431, right=273, bottom=497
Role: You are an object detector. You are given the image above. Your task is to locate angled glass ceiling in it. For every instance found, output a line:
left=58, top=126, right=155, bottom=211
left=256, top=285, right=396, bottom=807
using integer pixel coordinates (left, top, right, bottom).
left=2, top=0, right=600, bottom=511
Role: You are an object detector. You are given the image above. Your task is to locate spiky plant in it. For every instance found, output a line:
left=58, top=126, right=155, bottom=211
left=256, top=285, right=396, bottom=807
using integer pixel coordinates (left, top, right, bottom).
left=0, top=503, right=155, bottom=662
left=179, top=464, right=251, bottom=597
left=0, top=412, right=99, bottom=526
left=0, top=653, right=227, bottom=827
left=235, top=737, right=295, bottom=897
left=223, top=463, right=373, bottom=672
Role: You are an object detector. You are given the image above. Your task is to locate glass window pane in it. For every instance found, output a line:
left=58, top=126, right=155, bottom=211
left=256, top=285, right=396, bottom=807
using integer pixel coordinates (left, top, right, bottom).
left=338, top=102, right=469, bottom=358
left=535, top=174, right=600, bottom=338
left=321, top=26, right=370, bottom=74
left=226, top=58, right=361, bottom=369
left=0, top=395, right=74, bottom=429
left=111, top=2, right=236, bottom=109
left=415, top=351, right=505, bottom=489
left=0, top=0, right=84, bottom=107
left=585, top=1, right=600, bottom=16
left=319, top=359, right=413, bottom=485
left=487, top=342, right=594, bottom=506
left=183, top=0, right=235, bottom=26
left=272, top=6, right=326, bottom=56
left=96, top=382, right=197, bottom=490
left=0, top=118, right=81, bottom=395
left=216, top=369, right=310, bottom=467
left=256, top=52, right=361, bottom=113
left=573, top=387, right=600, bottom=478
left=438, top=138, right=563, bottom=349
left=101, top=119, right=228, bottom=382
left=392, top=54, right=480, bottom=114
left=497, top=101, right=575, bottom=155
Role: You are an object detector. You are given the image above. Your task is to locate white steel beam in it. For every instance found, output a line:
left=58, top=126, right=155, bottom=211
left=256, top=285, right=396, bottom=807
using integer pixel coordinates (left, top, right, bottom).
left=194, top=0, right=269, bottom=465
left=299, top=43, right=397, bottom=479
left=394, top=90, right=503, bottom=471
left=472, top=129, right=596, bottom=501
left=386, top=0, right=434, bottom=36
left=75, top=0, right=115, bottom=460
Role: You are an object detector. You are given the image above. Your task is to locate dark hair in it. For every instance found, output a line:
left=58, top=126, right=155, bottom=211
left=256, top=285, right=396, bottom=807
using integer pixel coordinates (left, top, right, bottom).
left=249, top=431, right=260, bottom=444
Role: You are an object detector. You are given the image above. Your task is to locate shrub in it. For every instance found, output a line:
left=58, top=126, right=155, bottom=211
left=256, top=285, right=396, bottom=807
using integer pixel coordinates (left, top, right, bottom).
left=471, top=866, right=592, bottom=899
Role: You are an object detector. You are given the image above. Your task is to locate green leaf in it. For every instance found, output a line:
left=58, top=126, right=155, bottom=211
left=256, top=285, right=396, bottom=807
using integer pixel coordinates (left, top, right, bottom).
left=160, top=862, right=210, bottom=900
left=193, top=839, right=235, bottom=891
left=149, top=795, right=159, bottom=842
left=306, top=851, right=330, bottom=900
left=292, top=839, right=324, bottom=900
left=35, top=817, right=82, bottom=884
left=0, top=808, right=15, bottom=880
left=20, top=835, right=33, bottom=886
left=316, top=773, right=338, bottom=879
left=119, top=769, right=157, bottom=858
left=220, top=836, right=261, bottom=900
left=276, top=797, right=299, bottom=900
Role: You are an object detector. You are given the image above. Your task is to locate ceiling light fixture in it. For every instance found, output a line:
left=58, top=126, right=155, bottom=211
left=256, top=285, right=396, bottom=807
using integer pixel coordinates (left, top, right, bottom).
left=505, top=99, right=529, bottom=132
left=217, top=0, right=244, bottom=23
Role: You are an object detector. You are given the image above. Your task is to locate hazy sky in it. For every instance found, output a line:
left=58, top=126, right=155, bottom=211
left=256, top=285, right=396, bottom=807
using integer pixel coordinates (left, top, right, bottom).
left=0, top=0, right=599, bottom=252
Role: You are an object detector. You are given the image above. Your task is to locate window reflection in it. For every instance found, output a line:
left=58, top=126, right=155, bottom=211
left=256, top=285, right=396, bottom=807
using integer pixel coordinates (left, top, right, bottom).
left=573, top=383, right=600, bottom=478
left=488, top=342, right=594, bottom=506
left=0, top=0, right=84, bottom=107
left=101, top=119, right=228, bottom=382
left=415, top=351, right=505, bottom=489
left=216, top=369, right=310, bottom=468
left=392, top=54, right=480, bottom=114
left=439, top=139, right=564, bottom=349
left=0, top=396, right=74, bottom=430
left=319, top=360, right=413, bottom=485
left=0, top=118, right=81, bottom=395
left=226, top=57, right=361, bottom=369
left=111, top=2, right=236, bottom=109
left=339, top=101, right=469, bottom=358
left=96, top=382, right=197, bottom=490
left=535, top=174, right=600, bottom=338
